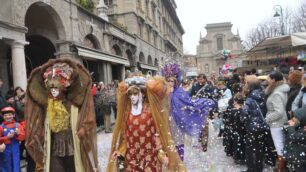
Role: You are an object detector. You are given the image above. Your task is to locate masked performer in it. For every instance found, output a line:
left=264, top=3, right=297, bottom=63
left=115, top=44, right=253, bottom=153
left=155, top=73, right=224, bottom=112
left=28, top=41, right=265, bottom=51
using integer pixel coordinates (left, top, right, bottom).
left=107, top=73, right=187, bottom=172
left=161, top=63, right=216, bottom=160
left=25, top=58, right=98, bottom=172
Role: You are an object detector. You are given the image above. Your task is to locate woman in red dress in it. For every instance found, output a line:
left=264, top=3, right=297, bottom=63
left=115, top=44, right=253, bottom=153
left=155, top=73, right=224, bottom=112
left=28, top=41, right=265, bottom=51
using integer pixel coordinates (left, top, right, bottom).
left=107, top=75, right=186, bottom=172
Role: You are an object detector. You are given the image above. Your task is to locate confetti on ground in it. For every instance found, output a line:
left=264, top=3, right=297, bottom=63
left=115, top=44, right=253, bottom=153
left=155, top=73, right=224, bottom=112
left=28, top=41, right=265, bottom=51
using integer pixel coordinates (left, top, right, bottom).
left=97, top=120, right=274, bottom=172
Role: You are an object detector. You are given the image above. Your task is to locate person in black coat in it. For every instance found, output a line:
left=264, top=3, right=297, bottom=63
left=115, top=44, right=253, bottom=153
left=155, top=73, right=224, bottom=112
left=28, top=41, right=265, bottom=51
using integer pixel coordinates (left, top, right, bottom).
left=286, top=70, right=303, bottom=119
left=283, top=107, right=306, bottom=172
left=190, top=74, right=215, bottom=152
left=241, top=78, right=269, bottom=172
left=190, top=74, right=215, bottom=99
left=231, top=93, right=247, bottom=164
left=223, top=83, right=243, bottom=156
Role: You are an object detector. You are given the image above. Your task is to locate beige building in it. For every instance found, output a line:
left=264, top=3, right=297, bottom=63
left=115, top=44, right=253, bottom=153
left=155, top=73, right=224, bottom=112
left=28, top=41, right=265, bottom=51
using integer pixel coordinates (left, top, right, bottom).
left=183, top=54, right=198, bottom=78
left=105, top=0, right=185, bottom=73
left=0, top=0, right=184, bottom=93
left=196, top=22, right=244, bottom=77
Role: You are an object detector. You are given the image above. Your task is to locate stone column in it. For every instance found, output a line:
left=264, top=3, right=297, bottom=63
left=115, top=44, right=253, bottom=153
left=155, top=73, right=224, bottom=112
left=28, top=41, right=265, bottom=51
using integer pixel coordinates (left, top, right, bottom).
left=11, top=41, right=28, bottom=90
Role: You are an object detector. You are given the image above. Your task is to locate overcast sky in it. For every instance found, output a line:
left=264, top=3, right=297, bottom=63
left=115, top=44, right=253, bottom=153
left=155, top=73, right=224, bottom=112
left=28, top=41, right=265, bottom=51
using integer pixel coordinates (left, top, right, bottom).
left=175, top=0, right=303, bottom=54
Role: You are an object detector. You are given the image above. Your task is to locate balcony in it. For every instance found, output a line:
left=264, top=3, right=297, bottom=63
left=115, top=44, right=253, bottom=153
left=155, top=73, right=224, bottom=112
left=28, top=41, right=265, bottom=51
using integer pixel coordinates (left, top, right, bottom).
left=164, top=34, right=177, bottom=51
left=107, top=4, right=117, bottom=15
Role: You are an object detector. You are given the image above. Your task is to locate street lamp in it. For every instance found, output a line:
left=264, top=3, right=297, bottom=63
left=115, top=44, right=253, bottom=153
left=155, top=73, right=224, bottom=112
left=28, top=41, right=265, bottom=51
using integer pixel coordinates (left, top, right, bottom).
left=273, top=5, right=285, bottom=35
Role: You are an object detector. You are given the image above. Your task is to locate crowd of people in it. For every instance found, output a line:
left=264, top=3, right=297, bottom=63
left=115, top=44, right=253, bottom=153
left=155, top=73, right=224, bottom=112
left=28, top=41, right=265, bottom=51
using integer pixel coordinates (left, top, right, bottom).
left=0, top=58, right=306, bottom=172
left=91, top=80, right=118, bottom=133
left=180, top=68, right=306, bottom=172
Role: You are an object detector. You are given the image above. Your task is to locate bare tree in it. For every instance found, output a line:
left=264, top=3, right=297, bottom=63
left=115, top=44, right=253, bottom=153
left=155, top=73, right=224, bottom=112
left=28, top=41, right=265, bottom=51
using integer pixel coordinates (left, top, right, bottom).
left=292, top=0, right=306, bottom=32
left=243, top=5, right=295, bottom=50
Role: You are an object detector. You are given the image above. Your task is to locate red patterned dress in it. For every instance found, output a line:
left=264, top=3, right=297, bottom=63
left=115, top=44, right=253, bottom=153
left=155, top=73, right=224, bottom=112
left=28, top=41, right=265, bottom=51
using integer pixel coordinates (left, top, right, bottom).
left=125, top=104, right=159, bottom=172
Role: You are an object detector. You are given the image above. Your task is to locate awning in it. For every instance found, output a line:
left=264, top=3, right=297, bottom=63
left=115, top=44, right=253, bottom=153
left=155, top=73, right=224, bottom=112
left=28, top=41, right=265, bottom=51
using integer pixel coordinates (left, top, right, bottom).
left=186, top=71, right=198, bottom=77
left=249, top=32, right=306, bottom=53
left=74, top=45, right=130, bottom=66
left=139, top=63, right=158, bottom=71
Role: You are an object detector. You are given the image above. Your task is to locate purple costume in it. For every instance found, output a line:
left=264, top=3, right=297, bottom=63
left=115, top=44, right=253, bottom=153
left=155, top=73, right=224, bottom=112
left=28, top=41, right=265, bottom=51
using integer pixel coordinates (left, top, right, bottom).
left=162, top=64, right=216, bottom=161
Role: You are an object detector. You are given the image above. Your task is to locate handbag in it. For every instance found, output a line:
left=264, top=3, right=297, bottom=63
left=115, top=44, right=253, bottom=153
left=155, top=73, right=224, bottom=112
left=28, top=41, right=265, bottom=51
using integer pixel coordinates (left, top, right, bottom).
left=250, top=101, right=270, bottom=132
left=0, top=143, right=5, bottom=152
left=218, top=98, right=230, bottom=112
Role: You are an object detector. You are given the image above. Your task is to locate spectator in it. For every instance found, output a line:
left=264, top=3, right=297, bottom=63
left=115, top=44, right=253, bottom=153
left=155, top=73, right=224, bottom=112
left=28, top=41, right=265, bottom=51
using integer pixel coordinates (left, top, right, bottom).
left=189, top=74, right=215, bottom=152
left=95, top=82, right=105, bottom=129
left=214, top=80, right=232, bottom=137
left=283, top=107, right=306, bottom=172
left=190, top=74, right=214, bottom=99
left=91, top=83, right=97, bottom=96
left=14, top=87, right=25, bottom=102
left=0, top=78, right=6, bottom=123
left=241, top=77, right=268, bottom=172
left=108, top=81, right=117, bottom=120
left=291, top=74, right=306, bottom=112
left=0, top=106, right=25, bottom=172
left=181, top=78, right=191, bottom=92
left=265, top=71, right=290, bottom=172
left=286, top=70, right=303, bottom=119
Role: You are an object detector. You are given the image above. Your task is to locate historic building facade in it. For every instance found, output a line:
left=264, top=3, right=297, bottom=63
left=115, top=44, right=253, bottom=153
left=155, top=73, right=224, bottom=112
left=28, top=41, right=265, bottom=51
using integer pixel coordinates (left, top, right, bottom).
left=0, top=0, right=184, bottom=92
left=183, top=54, right=198, bottom=78
left=104, top=0, right=184, bottom=74
left=196, top=22, right=244, bottom=77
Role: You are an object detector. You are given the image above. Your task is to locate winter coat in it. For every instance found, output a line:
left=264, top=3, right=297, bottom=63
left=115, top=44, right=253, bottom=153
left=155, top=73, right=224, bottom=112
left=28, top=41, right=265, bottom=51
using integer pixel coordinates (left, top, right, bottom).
left=223, top=98, right=246, bottom=160
left=286, top=84, right=302, bottom=119
left=190, top=83, right=215, bottom=99
left=265, top=83, right=290, bottom=128
left=291, top=87, right=306, bottom=112
left=283, top=107, right=306, bottom=169
left=241, top=89, right=268, bottom=132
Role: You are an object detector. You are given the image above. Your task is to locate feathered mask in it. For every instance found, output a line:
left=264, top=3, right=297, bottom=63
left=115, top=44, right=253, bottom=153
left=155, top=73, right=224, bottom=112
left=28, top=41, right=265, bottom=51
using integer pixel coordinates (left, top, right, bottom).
left=43, top=62, right=74, bottom=91
left=161, top=63, right=182, bottom=83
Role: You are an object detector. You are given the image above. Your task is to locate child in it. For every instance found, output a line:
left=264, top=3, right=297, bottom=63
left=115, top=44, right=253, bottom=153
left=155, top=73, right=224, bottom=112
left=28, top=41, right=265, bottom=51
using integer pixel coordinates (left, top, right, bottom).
left=0, top=106, right=25, bottom=172
left=232, top=93, right=246, bottom=164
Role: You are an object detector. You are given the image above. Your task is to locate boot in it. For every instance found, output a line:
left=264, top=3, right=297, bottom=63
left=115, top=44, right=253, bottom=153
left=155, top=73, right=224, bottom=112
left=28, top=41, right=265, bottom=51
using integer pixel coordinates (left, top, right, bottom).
left=274, top=156, right=286, bottom=172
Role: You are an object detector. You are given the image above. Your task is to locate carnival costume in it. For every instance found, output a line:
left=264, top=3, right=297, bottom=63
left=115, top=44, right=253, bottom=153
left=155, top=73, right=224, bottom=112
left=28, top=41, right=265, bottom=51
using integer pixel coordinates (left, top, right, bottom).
left=0, top=107, right=25, bottom=172
left=25, top=58, right=98, bottom=172
left=107, top=73, right=187, bottom=172
left=161, top=64, right=216, bottom=160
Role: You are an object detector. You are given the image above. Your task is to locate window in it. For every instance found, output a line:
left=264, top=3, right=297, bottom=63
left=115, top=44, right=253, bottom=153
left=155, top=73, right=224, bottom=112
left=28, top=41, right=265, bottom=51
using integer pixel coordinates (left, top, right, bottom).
left=159, top=16, right=161, bottom=30
left=137, top=0, right=141, bottom=9
left=152, top=4, right=156, bottom=24
left=205, top=64, right=209, bottom=73
left=217, top=37, right=223, bottom=50
left=148, top=56, right=153, bottom=65
left=138, top=22, right=143, bottom=38
left=104, top=0, right=113, bottom=6
left=147, top=27, right=151, bottom=42
left=146, top=0, right=149, bottom=17
left=154, top=58, right=158, bottom=66
left=153, top=34, right=157, bottom=46
left=139, top=52, right=145, bottom=63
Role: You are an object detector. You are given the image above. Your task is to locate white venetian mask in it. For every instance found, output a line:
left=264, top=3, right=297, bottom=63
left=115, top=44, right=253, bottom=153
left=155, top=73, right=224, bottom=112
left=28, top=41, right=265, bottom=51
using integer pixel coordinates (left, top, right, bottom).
left=50, top=88, right=60, bottom=98
left=130, top=94, right=139, bottom=105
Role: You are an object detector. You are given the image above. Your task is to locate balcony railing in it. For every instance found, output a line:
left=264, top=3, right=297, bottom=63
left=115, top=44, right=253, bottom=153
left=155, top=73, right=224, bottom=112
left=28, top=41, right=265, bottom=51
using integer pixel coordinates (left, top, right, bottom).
left=107, top=4, right=117, bottom=15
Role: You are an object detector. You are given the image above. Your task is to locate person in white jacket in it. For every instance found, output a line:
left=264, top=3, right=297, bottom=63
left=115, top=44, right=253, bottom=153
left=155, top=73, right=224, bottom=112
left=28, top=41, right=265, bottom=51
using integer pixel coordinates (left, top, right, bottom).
left=265, top=71, right=290, bottom=172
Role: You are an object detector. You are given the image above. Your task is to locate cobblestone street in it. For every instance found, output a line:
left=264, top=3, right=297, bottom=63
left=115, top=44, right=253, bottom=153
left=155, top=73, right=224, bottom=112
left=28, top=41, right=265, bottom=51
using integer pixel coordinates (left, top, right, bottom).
left=97, top=120, right=274, bottom=172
